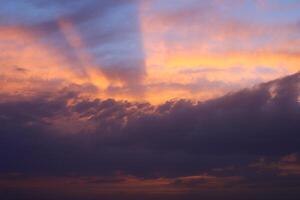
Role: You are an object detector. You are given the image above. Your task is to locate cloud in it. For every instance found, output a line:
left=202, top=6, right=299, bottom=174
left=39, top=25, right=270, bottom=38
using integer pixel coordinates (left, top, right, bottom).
left=0, top=72, right=299, bottom=199
left=1, top=0, right=299, bottom=103
left=1, top=1, right=300, bottom=199
left=0, top=0, right=146, bottom=99
left=139, top=0, right=300, bottom=102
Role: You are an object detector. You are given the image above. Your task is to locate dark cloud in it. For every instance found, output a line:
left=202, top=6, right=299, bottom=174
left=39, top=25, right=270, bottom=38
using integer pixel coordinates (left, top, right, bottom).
left=0, top=72, right=299, bottom=199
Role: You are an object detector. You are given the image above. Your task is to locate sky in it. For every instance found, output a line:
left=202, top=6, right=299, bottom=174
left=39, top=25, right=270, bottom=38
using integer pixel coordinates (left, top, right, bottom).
left=0, top=0, right=300, bottom=200
left=1, top=0, right=300, bottom=103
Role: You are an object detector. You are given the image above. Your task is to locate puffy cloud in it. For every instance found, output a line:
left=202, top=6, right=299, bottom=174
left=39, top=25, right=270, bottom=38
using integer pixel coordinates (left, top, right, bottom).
left=0, top=72, right=299, bottom=199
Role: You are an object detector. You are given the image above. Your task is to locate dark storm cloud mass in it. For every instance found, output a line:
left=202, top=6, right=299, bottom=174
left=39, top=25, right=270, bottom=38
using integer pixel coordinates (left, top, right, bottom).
left=0, top=72, right=299, bottom=199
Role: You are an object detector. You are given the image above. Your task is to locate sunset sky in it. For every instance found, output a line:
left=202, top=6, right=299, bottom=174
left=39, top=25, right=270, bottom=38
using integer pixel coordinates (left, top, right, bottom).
left=0, top=1, right=300, bottom=200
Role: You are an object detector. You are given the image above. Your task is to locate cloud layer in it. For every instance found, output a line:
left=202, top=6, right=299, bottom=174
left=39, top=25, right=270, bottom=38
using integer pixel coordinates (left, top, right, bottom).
left=1, top=1, right=300, bottom=199
left=1, top=72, right=299, bottom=199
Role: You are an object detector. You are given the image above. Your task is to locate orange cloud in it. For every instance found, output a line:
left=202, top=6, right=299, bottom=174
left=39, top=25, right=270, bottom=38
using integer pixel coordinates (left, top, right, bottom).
left=0, top=26, right=83, bottom=96
left=0, top=25, right=129, bottom=101
left=1, top=2, right=299, bottom=104
left=58, top=19, right=109, bottom=90
left=0, top=173, right=242, bottom=196
left=138, top=1, right=300, bottom=103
